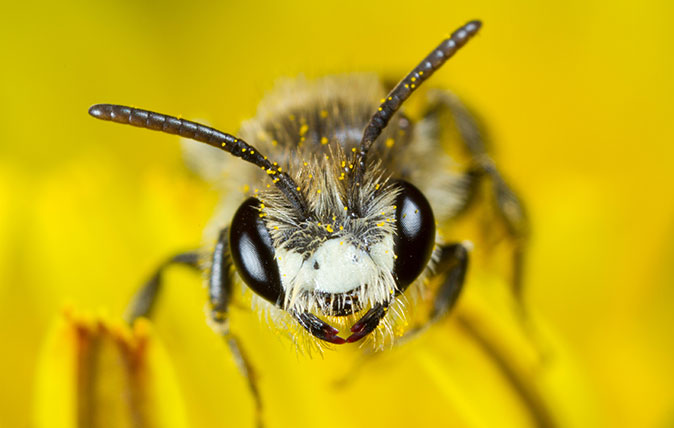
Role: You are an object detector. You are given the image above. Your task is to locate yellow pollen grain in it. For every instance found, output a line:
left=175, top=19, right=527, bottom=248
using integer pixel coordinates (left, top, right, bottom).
left=320, top=110, right=328, bottom=118
left=388, top=96, right=392, bottom=100
left=309, top=174, right=313, bottom=178
left=341, top=161, right=346, bottom=167
left=411, top=84, right=416, bottom=89
left=339, top=225, right=344, bottom=230
left=404, top=84, right=409, bottom=89
left=278, top=167, right=282, bottom=172
left=299, top=124, right=308, bottom=136
left=411, top=77, right=416, bottom=82
left=221, top=142, right=226, bottom=147
left=394, top=255, right=398, bottom=259
left=325, top=155, right=330, bottom=160
left=344, top=206, right=348, bottom=211
left=250, top=150, right=254, bottom=154
left=266, top=184, right=271, bottom=188
left=272, top=140, right=278, bottom=146
left=380, top=98, right=385, bottom=103
left=321, top=137, right=328, bottom=145
left=326, top=225, right=333, bottom=233
left=254, top=189, right=259, bottom=193
left=419, top=71, right=424, bottom=75
left=242, top=148, right=246, bottom=152
left=296, top=186, right=301, bottom=191
left=339, top=241, right=344, bottom=245
left=385, top=138, right=395, bottom=148
left=274, top=226, right=279, bottom=230
left=351, top=148, right=357, bottom=152
left=243, top=184, right=250, bottom=193
left=273, top=162, right=278, bottom=166
left=377, top=222, right=384, bottom=227
left=260, top=203, right=265, bottom=209
left=378, top=107, right=382, bottom=111
left=317, top=189, right=321, bottom=194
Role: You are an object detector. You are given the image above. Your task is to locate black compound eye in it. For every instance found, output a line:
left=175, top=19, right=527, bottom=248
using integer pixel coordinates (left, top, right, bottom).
left=229, top=197, right=283, bottom=305
left=392, top=180, right=436, bottom=292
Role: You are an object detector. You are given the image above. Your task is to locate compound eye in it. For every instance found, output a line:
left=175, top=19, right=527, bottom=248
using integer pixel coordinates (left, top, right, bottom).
left=392, top=180, right=436, bottom=291
left=229, top=197, right=283, bottom=305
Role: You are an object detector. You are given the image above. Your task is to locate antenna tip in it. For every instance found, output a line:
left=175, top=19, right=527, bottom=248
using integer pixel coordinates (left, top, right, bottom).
left=466, top=20, right=482, bottom=33
left=88, top=104, right=110, bottom=119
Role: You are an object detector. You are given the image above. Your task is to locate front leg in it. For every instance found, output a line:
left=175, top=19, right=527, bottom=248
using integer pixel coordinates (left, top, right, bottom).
left=124, top=251, right=201, bottom=323
left=208, top=227, right=264, bottom=428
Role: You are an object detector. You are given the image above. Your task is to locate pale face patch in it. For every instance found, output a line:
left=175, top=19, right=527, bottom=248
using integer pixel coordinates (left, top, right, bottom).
left=276, top=235, right=396, bottom=313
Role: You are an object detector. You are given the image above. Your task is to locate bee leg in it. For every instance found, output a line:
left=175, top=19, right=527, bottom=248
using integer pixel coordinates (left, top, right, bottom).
left=429, top=243, right=470, bottom=323
left=393, top=242, right=469, bottom=345
left=427, top=91, right=528, bottom=305
left=124, top=252, right=201, bottom=323
left=208, top=228, right=265, bottom=428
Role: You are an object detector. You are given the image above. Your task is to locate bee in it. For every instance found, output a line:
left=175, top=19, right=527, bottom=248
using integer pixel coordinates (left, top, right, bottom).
left=88, top=19, right=527, bottom=426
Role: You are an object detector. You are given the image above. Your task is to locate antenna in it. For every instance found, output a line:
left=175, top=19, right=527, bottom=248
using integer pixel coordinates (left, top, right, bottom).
left=88, top=104, right=310, bottom=219
left=350, top=20, right=482, bottom=205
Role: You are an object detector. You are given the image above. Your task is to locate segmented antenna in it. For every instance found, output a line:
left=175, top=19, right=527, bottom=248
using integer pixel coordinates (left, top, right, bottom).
left=88, top=104, right=310, bottom=219
left=350, top=20, right=482, bottom=199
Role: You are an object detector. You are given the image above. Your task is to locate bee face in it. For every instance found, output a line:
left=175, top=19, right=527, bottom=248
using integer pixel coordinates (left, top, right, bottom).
left=229, top=153, right=437, bottom=335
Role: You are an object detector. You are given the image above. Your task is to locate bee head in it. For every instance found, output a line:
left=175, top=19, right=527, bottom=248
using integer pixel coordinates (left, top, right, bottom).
left=229, top=151, right=436, bottom=341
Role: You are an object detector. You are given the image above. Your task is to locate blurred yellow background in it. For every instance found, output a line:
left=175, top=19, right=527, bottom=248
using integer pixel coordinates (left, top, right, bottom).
left=1, top=1, right=673, bottom=427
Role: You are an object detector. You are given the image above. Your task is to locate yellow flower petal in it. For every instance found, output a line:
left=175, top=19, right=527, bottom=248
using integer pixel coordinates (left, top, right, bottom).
left=34, top=308, right=188, bottom=428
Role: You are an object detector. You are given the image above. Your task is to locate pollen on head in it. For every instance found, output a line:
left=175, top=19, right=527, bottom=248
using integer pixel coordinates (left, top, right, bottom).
left=272, top=140, right=278, bottom=147
left=385, top=138, right=395, bottom=148
left=321, top=137, right=328, bottom=145
left=320, top=110, right=328, bottom=118
left=299, top=124, right=309, bottom=136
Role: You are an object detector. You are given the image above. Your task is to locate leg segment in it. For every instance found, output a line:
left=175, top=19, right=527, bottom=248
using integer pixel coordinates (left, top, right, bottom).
left=425, top=91, right=529, bottom=301
left=124, top=251, right=200, bottom=323
left=429, top=243, right=470, bottom=323
left=207, top=228, right=264, bottom=428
